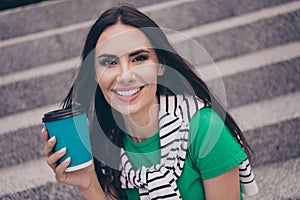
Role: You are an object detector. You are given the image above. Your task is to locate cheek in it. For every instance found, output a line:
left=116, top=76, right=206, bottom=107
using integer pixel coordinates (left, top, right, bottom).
left=134, top=64, right=159, bottom=83
left=97, top=78, right=107, bottom=90
left=95, top=67, right=115, bottom=89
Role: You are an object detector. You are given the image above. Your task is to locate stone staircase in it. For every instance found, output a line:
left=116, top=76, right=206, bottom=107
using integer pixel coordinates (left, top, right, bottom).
left=0, top=0, right=299, bottom=199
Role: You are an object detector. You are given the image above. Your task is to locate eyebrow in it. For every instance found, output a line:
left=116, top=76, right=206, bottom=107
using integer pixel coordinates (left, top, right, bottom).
left=97, top=49, right=150, bottom=59
left=97, top=54, right=117, bottom=59
left=129, top=49, right=150, bottom=57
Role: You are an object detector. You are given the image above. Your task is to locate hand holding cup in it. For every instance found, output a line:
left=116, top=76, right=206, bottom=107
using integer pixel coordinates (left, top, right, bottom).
left=42, top=104, right=95, bottom=188
left=42, top=128, right=96, bottom=189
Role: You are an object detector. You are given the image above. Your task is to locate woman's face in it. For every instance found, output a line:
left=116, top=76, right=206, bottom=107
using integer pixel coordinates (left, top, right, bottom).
left=94, top=24, right=165, bottom=116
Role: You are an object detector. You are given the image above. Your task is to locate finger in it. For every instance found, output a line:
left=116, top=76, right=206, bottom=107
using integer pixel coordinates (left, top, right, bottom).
left=47, top=147, right=66, bottom=170
left=43, top=136, right=56, bottom=156
left=55, top=157, right=71, bottom=182
left=42, top=128, right=49, bottom=145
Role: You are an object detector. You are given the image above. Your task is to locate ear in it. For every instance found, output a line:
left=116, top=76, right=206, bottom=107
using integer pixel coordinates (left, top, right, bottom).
left=157, top=64, right=165, bottom=76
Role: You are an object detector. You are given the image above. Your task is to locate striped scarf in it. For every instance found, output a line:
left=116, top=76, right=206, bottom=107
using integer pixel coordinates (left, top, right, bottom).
left=120, top=95, right=258, bottom=199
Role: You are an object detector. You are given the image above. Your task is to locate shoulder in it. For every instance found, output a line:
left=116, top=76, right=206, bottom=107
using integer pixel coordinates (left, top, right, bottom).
left=189, top=107, right=229, bottom=146
left=190, top=107, right=224, bottom=127
left=187, top=107, right=247, bottom=179
left=188, top=106, right=230, bottom=158
left=188, top=107, right=218, bottom=144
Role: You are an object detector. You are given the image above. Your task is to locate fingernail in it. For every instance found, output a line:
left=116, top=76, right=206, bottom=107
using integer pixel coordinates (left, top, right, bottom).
left=64, top=157, right=71, bottom=163
left=49, top=136, right=56, bottom=143
left=58, top=147, right=66, bottom=154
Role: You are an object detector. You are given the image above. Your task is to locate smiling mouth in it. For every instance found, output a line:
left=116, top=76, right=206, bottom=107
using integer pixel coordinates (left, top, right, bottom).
left=113, top=86, right=144, bottom=97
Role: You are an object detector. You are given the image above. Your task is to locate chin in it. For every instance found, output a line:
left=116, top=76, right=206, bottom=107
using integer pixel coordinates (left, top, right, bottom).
left=113, top=105, right=139, bottom=116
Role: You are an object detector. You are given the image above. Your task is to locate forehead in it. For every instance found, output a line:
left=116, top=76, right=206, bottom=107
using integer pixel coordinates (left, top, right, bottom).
left=96, top=24, right=153, bottom=56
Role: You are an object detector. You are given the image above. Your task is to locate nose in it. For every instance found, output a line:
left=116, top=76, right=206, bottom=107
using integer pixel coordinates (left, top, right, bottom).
left=116, top=62, right=136, bottom=84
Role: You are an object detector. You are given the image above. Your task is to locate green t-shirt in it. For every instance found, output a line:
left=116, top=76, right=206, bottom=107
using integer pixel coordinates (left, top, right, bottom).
left=123, top=107, right=247, bottom=200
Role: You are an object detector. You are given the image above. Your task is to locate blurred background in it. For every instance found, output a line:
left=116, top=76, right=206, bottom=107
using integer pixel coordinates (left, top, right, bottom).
left=0, top=0, right=46, bottom=11
left=0, top=0, right=299, bottom=199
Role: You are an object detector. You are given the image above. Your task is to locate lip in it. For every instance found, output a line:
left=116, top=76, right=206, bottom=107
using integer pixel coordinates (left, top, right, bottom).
left=111, top=86, right=145, bottom=102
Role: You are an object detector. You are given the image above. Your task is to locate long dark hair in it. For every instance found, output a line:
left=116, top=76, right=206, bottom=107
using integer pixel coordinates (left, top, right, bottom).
left=63, top=5, right=252, bottom=199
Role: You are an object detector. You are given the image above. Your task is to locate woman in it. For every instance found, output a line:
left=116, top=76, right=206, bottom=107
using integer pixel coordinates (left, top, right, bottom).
left=43, top=5, right=258, bottom=200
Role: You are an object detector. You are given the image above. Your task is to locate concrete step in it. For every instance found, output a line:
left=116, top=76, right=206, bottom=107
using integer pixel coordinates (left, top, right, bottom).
left=231, top=92, right=300, bottom=166
left=1, top=154, right=299, bottom=199
left=0, top=0, right=295, bottom=40
left=0, top=0, right=166, bottom=40
left=0, top=42, right=299, bottom=116
left=1, top=1, right=300, bottom=75
left=0, top=125, right=44, bottom=168
left=1, top=89, right=299, bottom=168
left=0, top=68, right=75, bottom=117
left=0, top=158, right=82, bottom=199
left=214, top=56, right=300, bottom=108
left=245, top=117, right=300, bottom=167
left=244, top=157, right=300, bottom=200
left=0, top=182, right=82, bottom=200
left=177, top=8, right=300, bottom=64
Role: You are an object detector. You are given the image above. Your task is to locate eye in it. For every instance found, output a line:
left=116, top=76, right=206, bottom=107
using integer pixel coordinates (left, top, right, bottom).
left=99, top=59, right=118, bottom=67
left=132, top=54, right=149, bottom=62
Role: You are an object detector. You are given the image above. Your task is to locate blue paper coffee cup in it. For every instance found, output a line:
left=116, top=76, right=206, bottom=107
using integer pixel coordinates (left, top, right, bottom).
left=42, top=104, right=92, bottom=172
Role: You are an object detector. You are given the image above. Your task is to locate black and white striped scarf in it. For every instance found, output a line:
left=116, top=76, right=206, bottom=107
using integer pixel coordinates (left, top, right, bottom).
left=120, top=95, right=258, bottom=199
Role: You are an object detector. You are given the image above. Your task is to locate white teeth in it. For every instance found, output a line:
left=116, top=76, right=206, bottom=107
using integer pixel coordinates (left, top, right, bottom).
left=115, top=87, right=141, bottom=96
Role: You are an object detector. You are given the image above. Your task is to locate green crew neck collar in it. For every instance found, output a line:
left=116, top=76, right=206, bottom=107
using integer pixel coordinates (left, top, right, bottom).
left=125, top=130, right=160, bottom=148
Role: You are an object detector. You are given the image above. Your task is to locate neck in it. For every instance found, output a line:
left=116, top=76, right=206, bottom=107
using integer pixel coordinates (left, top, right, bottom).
left=123, top=104, right=159, bottom=143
